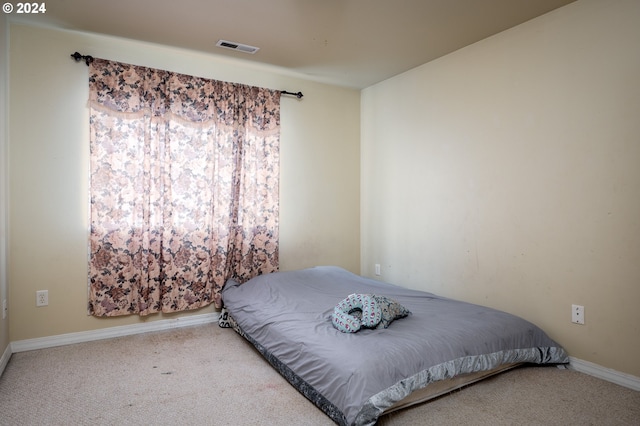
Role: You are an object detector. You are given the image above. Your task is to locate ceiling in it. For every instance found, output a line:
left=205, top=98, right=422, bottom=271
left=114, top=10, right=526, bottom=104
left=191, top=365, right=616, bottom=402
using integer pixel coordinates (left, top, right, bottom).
left=15, top=0, right=575, bottom=89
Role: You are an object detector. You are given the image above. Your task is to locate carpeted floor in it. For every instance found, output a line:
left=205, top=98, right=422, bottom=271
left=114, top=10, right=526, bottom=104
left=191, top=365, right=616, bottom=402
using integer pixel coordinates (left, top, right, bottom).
left=0, top=324, right=638, bottom=425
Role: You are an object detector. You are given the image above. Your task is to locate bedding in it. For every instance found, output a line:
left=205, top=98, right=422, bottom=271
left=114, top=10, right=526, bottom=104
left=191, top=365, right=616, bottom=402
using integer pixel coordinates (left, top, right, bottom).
left=221, top=266, right=569, bottom=426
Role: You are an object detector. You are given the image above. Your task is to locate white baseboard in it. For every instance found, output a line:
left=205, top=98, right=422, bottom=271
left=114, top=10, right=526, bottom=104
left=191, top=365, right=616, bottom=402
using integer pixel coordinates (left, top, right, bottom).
left=569, top=356, right=640, bottom=391
left=10, top=312, right=218, bottom=353
left=4, top=319, right=639, bottom=394
left=0, top=342, right=11, bottom=377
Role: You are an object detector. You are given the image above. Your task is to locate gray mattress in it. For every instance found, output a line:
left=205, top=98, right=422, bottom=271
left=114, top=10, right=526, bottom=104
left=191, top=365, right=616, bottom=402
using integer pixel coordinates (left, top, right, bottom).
left=221, top=266, right=569, bottom=425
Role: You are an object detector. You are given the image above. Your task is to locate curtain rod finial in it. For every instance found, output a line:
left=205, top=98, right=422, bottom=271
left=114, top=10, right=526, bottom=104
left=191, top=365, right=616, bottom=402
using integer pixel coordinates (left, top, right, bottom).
left=281, top=90, right=304, bottom=99
left=71, top=52, right=94, bottom=66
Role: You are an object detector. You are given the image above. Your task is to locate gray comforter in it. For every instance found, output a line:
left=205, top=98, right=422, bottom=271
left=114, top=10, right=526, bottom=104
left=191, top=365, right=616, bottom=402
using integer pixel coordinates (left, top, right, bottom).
left=221, top=266, right=569, bottom=425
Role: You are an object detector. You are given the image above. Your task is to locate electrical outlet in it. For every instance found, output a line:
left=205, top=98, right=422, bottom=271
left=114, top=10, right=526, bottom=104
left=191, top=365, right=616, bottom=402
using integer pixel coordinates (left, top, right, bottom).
left=36, top=290, right=48, bottom=307
left=571, top=304, right=584, bottom=325
left=375, top=264, right=381, bottom=276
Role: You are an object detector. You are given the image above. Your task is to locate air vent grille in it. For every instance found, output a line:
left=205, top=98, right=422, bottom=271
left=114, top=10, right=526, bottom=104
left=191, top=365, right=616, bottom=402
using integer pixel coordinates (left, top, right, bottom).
left=216, top=39, right=260, bottom=54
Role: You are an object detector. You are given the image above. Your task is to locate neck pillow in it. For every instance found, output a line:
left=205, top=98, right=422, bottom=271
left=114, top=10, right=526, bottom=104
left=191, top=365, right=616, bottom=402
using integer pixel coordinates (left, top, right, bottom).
left=332, top=293, right=382, bottom=333
left=332, top=293, right=412, bottom=333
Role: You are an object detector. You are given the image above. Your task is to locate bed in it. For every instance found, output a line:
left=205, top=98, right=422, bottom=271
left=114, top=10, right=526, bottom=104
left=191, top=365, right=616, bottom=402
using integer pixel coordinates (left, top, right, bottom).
left=220, top=266, right=569, bottom=425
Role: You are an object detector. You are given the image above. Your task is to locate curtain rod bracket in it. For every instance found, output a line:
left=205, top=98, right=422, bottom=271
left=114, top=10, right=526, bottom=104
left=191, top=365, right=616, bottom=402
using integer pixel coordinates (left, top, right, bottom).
left=71, top=52, right=94, bottom=66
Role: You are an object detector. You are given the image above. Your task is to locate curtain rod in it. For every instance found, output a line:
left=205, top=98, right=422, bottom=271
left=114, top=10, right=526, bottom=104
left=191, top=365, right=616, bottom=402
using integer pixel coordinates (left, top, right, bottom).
left=280, top=90, right=304, bottom=99
left=70, top=52, right=303, bottom=99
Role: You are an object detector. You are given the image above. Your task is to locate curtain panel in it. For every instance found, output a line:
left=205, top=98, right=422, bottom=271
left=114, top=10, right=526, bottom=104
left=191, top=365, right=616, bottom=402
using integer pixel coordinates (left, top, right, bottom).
left=88, top=59, right=280, bottom=316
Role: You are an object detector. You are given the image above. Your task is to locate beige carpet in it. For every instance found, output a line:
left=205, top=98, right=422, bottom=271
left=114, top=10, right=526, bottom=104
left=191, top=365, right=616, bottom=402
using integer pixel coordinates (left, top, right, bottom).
left=0, top=324, right=638, bottom=425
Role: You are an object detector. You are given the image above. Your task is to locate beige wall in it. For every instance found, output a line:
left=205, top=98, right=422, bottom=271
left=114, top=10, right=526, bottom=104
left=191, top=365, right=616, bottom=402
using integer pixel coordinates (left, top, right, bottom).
left=361, top=0, right=640, bottom=377
left=0, top=15, right=9, bottom=355
left=8, top=23, right=360, bottom=341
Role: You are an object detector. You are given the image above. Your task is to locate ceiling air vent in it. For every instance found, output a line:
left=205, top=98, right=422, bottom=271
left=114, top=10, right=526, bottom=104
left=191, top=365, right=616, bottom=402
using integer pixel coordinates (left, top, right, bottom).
left=216, top=39, right=260, bottom=54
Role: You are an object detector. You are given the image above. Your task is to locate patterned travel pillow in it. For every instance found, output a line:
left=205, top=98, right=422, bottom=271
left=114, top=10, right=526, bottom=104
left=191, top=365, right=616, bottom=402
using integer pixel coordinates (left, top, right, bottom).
left=332, top=293, right=411, bottom=333
left=373, top=294, right=411, bottom=329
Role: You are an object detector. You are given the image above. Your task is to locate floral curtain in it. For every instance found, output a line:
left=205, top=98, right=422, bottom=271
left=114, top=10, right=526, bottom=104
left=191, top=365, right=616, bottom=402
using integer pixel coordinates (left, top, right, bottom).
left=88, top=59, right=280, bottom=316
